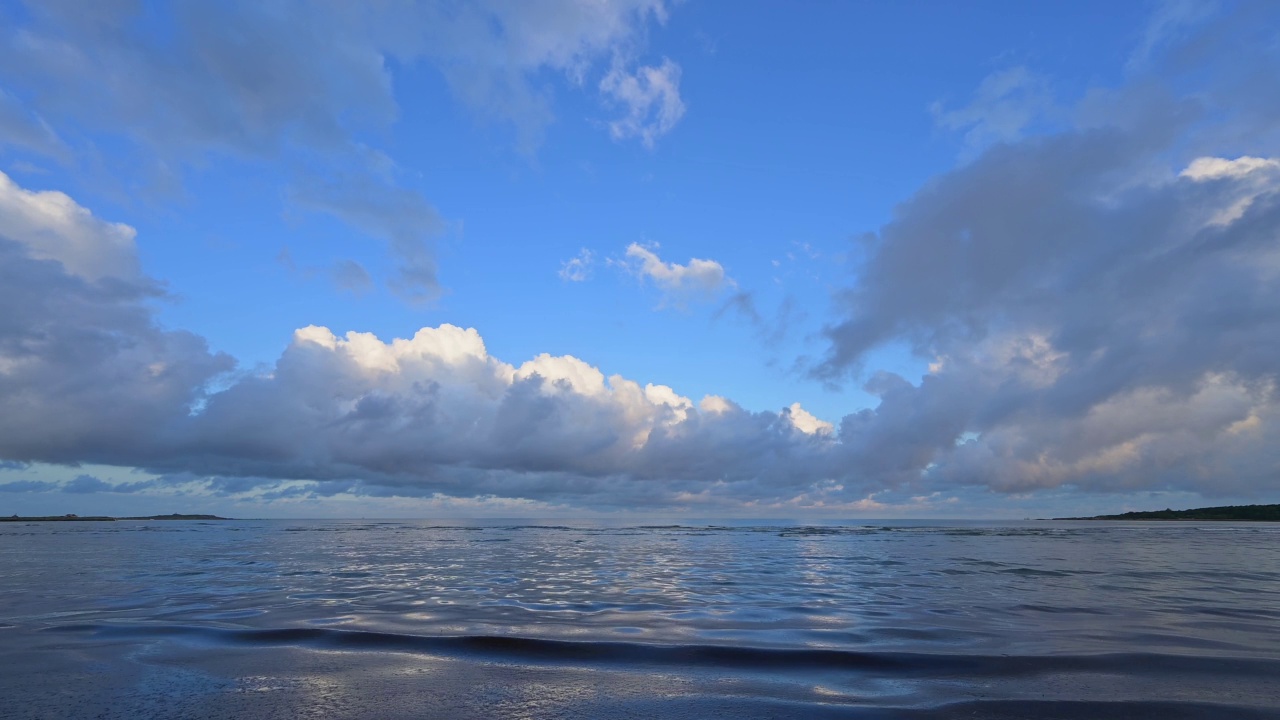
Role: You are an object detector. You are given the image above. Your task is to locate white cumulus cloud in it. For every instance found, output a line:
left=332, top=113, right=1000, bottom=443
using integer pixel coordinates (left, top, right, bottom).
left=786, top=403, right=834, bottom=436
left=0, top=171, right=139, bottom=281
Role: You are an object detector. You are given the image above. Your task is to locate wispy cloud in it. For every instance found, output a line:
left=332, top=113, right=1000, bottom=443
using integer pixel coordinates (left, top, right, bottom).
left=0, top=0, right=684, bottom=303
left=620, top=243, right=734, bottom=308
left=931, top=66, right=1057, bottom=156
left=600, top=58, right=686, bottom=148
left=559, top=248, right=595, bottom=282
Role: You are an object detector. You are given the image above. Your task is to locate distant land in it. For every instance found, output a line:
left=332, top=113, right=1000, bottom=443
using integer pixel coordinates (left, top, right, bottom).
left=1057, top=504, right=1280, bottom=521
left=1, top=513, right=231, bottom=522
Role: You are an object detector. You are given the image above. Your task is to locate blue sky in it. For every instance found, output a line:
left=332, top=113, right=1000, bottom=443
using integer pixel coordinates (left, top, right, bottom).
left=1, top=0, right=1278, bottom=518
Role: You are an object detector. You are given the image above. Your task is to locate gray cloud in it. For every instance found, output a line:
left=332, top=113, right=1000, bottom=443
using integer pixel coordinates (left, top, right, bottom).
left=62, top=474, right=155, bottom=495
left=0, top=480, right=56, bottom=493
left=289, top=148, right=442, bottom=303
left=931, top=66, right=1058, bottom=156
left=0, top=88, right=68, bottom=161
left=330, top=259, right=375, bottom=297
left=715, top=291, right=803, bottom=349
left=277, top=249, right=376, bottom=297
left=813, top=4, right=1280, bottom=499
left=0, top=172, right=234, bottom=469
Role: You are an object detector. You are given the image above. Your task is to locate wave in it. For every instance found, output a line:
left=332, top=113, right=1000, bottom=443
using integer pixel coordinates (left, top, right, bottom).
left=886, top=700, right=1280, bottom=719
left=45, top=623, right=1280, bottom=680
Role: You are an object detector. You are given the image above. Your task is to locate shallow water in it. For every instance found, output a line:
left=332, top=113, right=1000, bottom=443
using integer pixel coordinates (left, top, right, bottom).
left=2, top=519, right=1278, bottom=718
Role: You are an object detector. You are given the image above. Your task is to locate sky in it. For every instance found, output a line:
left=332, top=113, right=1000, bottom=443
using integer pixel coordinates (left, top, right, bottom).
left=1, top=0, right=1278, bottom=519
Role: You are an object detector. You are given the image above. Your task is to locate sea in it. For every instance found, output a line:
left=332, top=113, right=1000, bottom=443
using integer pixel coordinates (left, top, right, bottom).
left=1, top=519, right=1277, bottom=719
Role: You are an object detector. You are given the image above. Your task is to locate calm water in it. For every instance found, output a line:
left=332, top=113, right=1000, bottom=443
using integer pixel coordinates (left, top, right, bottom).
left=1, top=519, right=1278, bottom=718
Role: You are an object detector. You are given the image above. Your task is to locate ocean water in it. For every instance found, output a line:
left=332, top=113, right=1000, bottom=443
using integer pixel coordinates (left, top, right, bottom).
left=1, top=520, right=1278, bottom=719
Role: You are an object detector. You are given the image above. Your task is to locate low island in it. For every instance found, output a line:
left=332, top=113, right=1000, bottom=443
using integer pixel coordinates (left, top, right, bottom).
left=1057, top=504, right=1280, bottom=521
left=1, top=513, right=232, bottom=522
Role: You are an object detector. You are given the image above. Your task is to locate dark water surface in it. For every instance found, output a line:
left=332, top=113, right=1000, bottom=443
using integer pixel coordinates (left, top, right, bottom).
left=2, top=519, right=1278, bottom=718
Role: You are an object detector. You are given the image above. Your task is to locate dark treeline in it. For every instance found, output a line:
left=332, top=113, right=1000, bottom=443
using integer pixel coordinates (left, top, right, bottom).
left=1061, top=504, right=1280, bottom=521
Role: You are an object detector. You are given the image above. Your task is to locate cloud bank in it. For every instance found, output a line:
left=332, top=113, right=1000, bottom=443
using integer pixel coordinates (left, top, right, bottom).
left=2, top=126, right=1279, bottom=509
left=0, top=170, right=844, bottom=509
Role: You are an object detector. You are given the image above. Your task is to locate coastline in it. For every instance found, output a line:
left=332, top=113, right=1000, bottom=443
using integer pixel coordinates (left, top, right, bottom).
left=1, top=513, right=231, bottom=522
left=1053, top=503, right=1280, bottom=521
